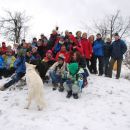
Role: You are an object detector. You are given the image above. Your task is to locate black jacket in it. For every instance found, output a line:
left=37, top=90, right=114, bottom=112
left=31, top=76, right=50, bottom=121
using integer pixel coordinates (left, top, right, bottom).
left=110, top=39, right=127, bottom=59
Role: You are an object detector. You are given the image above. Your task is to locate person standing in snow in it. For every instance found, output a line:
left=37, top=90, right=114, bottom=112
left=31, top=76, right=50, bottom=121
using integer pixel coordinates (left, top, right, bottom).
left=93, top=33, right=104, bottom=76
left=81, top=32, right=92, bottom=72
left=108, top=33, right=127, bottom=79
left=104, top=38, right=111, bottom=77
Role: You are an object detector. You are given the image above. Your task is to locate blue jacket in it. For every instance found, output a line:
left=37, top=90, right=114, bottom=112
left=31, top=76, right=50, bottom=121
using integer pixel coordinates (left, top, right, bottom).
left=14, top=56, right=26, bottom=74
left=0, top=56, right=4, bottom=69
left=93, top=39, right=104, bottom=56
left=110, top=39, right=127, bottom=59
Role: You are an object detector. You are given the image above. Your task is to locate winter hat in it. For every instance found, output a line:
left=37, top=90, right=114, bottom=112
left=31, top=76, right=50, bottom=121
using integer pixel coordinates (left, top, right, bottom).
left=114, top=33, right=119, bottom=36
left=32, top=46, right=38, bottom=50
left=46, top=50, right=52, bottom=54
left=96, top=33, right=101, bottom=36
left=68, top=63, right=79, bottom=76
left=58, top=54, right=65, bottom=61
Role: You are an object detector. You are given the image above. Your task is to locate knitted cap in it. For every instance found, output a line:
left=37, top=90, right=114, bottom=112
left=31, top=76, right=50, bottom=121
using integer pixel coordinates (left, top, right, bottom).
left=68, top=63, right=79, bottom=76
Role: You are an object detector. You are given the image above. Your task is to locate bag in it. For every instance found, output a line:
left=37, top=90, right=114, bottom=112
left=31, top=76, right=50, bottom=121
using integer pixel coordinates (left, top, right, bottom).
left=113, top=61, right=117, bottom=71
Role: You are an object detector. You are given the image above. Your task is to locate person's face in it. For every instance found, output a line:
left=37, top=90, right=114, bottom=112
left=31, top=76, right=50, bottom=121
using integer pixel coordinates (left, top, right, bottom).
left=58, top=59, right=64, bottom=64
left=41, top=35, right=44, bottom=39
left=33, top=39, right=37, bottom=43
left=22, top=40, right=25, bottom=43
left=46, top=53, right=52, bottom=59
left=32, top=48, right=37, bottom=53
left=59, top=38, right=64, bottom=42
left=23, top=43, right=27, bottom=48
left=37, top=41, right=42, bottom=46
left=82, top=33, right=87, bottom=39
left=114, top=35, right=119, bottom=41
left=61, top=46, right=66, bottom=52
left=96, top=35, right=101, bottom=39
left=107, top=38, right=111, bottom=43
left=77, top=32, right=82, bottom=37
left=27, top=52, right=32, bottom=57
left=65, top=31, right=69, bottom=36
left=2, top=43, right=6, bottom=47
left=73, top=53, right=77, bottom=60
left=27, top=43, right=31, bottom=48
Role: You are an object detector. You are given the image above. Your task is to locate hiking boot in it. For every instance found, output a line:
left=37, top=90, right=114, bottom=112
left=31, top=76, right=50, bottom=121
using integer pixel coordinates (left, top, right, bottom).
left=58, top=83, right=64, bottom=92
left=66, top=90, right=72, bottom=98
left=52, top=83, right=58, bottom=91
left=73, top=93, right=78, bottom=99
left=59, top=87, right=64, bottom=92
left=52, top=87, right=57, bottom=91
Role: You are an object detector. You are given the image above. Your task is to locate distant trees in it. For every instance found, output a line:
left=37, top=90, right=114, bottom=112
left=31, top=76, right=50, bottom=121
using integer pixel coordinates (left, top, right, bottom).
left=82, top=10, right=130, bottom=40
left=0, top=10, right=30, bottom=44
left=94, top=10, right=130, bottom=40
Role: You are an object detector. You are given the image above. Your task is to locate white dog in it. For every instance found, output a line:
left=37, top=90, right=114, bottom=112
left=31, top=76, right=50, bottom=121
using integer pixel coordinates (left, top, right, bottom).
left=25, top=62, right=45, bottom=110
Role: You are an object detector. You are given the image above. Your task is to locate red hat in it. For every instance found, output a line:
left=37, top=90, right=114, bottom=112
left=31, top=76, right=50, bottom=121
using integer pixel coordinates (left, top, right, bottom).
left=47, top=50, right=52, bottom=54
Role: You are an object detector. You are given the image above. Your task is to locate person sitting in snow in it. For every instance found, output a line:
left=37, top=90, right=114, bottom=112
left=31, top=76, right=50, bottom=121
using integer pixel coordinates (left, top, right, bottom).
left=29, top=46, right=41, bottom=65
left=2, top=49, right=16, bottom=78
left=53, top=36, right=65, bottom=56
left=55, top=44, right=70, bottom=63
left=0, top=49, right=26, bottom=91
left=48, top=54, right=67, bottom=92
left=36, top=50, right=55, bottom=83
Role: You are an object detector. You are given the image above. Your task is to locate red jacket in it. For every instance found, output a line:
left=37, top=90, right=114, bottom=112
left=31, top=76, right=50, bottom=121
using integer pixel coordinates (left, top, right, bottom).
left=81, top=38, right=92, bottom=59
left=56, top=51, right=70, bottom=63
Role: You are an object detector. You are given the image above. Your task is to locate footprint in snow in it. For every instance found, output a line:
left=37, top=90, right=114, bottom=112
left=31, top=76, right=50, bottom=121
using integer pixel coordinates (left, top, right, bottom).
left=111, top=112, right=116, bottom=115
left=83, top=126, right=88, bottom=130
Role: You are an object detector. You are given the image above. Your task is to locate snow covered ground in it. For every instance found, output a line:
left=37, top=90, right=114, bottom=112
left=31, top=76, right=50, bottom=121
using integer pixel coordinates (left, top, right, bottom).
left=0, top=72, right=130, bottom=130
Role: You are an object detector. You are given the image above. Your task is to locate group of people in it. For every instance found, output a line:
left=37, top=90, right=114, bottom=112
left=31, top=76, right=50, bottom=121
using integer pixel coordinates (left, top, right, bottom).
left=0, top=28, right=127, bottom=99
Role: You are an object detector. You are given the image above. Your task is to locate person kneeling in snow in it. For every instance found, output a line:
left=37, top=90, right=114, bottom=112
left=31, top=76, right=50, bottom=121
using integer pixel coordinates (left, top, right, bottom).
left=48, top=54, right=66, bottom=92
left=0, top=49, right=26, bottom=91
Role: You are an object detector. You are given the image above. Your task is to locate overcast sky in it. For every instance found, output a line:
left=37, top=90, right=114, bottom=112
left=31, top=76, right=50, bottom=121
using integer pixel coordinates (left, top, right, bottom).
left=0, top=0, right=130, bottom=42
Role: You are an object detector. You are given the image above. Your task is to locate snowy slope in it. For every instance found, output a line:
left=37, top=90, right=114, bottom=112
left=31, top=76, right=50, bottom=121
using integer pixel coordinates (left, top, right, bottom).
left=0, top=74, right=130, bottom=130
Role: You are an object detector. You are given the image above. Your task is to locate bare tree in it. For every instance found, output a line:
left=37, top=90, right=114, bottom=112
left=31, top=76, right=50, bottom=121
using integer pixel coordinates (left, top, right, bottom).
left=0, top=10, right=30, bottom=44
left=93, top=10, right=130, bottom=40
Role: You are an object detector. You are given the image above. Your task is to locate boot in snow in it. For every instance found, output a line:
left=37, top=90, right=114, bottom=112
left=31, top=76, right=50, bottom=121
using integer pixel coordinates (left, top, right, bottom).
left=66, top=90, right=72, bottom=98
left=73, top=93, right=78, bottom=99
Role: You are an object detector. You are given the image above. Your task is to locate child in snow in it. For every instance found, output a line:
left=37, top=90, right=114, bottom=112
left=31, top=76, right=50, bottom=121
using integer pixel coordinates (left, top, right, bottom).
left=0, top=49, right=26, bottom=91
left=64, top=62, right=84, bottom=99
left=64, top=51, right=89, bottom=99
